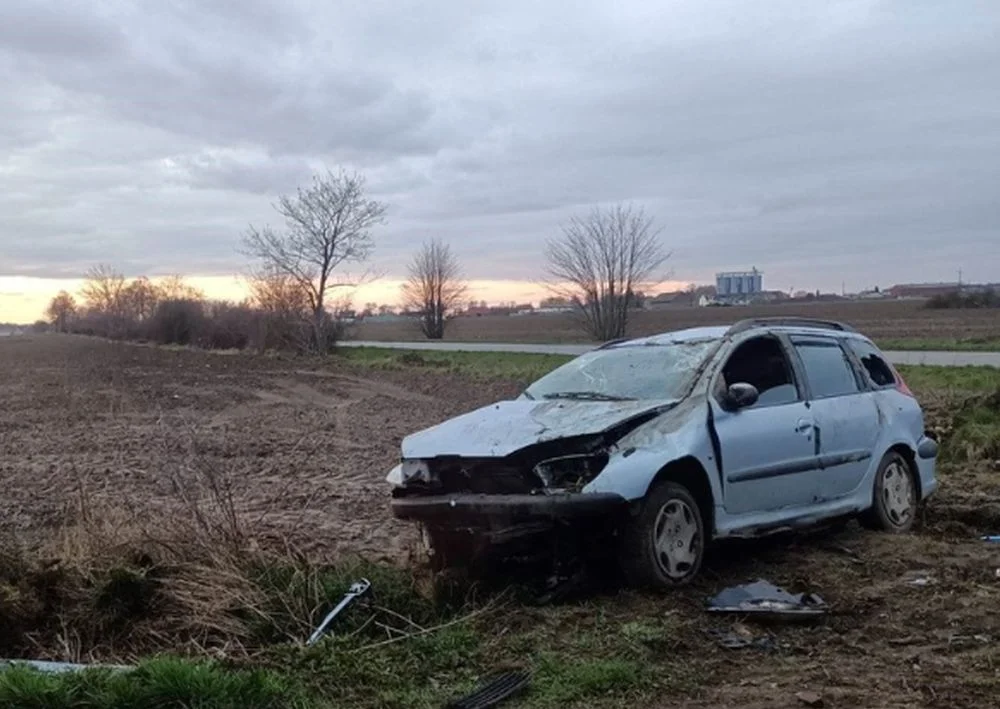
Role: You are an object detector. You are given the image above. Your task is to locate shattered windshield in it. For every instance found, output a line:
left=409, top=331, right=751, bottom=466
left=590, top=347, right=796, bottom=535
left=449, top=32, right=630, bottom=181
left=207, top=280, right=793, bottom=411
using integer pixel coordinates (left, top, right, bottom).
left=524, top=340, right=718, bottom=401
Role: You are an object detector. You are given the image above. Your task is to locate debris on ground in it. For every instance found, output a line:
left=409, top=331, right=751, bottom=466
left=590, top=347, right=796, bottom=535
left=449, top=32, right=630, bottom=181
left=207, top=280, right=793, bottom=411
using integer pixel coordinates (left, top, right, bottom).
left=795, top=690, right=824, bottom=707
left=822, top=543, right=862, bottom=563
left=306, top=578, right=372, bottom=646
left=535, top=568, right=590, bottom=605
left=981, top=535, right=1000, bottom=543
left=706, top=623, right=777, bottom=651
left=901, top=570, right=937, bottom=587
left=706, top=579, right=827, bottom=621
left=444, top=670, right=531, bottom=709
left=947, top=633, right=992, bottom=647
left=0, top=660, right=133, bottom=674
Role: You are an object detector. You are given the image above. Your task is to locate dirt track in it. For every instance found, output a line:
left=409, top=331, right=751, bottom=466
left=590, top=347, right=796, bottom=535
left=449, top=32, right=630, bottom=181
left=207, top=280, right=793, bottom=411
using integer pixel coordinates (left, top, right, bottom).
left=3, top=335, right=1000, bottom=707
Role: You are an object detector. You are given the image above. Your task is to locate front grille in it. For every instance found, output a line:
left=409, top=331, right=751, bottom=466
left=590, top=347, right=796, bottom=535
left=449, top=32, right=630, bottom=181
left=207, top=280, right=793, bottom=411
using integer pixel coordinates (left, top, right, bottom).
left=435, top=460, right=536, bottom=494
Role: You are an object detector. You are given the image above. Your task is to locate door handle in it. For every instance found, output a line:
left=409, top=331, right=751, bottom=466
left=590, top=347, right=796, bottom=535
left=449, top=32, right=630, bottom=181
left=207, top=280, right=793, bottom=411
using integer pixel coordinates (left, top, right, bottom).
left=795, top=419, right=814, bottom=433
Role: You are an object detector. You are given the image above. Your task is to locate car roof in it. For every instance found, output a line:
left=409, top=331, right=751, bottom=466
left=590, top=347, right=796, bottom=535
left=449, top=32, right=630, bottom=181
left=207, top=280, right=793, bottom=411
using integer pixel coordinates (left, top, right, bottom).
left=608, top=321, right=870, bottom=349
left=611, top=326, right=730, bottom=347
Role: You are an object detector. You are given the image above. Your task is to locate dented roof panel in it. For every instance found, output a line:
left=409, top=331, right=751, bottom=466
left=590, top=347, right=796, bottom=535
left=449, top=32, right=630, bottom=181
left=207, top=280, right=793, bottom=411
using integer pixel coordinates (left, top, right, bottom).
left=611, top=326, right=729, bottom=348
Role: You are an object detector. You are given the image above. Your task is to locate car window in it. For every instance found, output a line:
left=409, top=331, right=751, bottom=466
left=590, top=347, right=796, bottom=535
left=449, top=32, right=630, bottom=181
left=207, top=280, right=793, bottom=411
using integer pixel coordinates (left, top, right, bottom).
left=719, top=335, right=799, bottom=407
left=523, top=340, right=717, bottom=401
left=846, top=339, right=897, bottom=388
left=792, top=338, right=860, bottom=399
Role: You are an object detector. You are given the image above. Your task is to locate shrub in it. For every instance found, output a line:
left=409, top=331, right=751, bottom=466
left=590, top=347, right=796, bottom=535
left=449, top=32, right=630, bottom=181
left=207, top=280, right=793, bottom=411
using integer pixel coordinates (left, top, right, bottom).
left=146, top=299, right=206, bottom=345
left=926, top=289, right=999, bottom=309
left=202, top=302, right=255, bottom=350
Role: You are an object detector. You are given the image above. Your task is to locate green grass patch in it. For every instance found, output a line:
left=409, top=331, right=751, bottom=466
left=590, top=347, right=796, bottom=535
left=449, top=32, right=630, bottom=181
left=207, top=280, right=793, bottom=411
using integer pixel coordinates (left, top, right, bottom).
left=898, top=365, right=1000, bottom=393
left=259, top=599, right=699, bottom=709
left=877, top=337, right=1000, bottom=352
left=0, top=657, right=311, bottom=709
left=335, top=347, right=572, bottom=383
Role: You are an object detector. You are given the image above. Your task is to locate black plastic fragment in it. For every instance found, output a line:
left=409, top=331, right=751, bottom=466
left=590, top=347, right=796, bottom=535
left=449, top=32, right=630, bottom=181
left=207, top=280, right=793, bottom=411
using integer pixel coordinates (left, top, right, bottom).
left=445, top=670, right=531, bottom=709
left=706, top=579, right=827, bottom=621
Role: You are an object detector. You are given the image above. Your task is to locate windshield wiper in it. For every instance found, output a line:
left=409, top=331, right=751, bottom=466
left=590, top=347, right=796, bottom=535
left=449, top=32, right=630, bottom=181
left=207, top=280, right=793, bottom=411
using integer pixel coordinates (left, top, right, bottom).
left=541, top=391, right=635, bottom=401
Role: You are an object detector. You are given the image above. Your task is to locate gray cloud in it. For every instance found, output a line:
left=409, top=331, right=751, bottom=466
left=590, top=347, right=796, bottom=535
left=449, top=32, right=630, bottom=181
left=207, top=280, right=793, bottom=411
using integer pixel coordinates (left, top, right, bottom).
left=1, top=0, right=999, bottom=291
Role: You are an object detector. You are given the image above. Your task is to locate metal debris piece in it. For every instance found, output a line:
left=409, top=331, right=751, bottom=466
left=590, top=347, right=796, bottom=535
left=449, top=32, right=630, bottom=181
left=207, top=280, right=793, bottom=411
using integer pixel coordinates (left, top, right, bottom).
left=706, top=579, right=827, bottom=621
left=535, top=568, right=589, bottom=606
left=795, top=690, right=824, bottom=707
left=306, top=578, right=372, bottom=646
left=901, top=570, right=937, bottom=587
left=0, top=660, right=133, bottom=674
left=947, top=633, right=992, bottom=646
left=706, top=625, right=777, bottom=651
left=445, top=670, right=531, bottom=709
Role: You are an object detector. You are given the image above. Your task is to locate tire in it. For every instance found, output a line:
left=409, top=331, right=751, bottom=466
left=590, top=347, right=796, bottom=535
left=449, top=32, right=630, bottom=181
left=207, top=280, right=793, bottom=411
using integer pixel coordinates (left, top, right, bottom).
left=621, top=481, right=705, bottom=590
left=861, top=451, right=918, bottom=533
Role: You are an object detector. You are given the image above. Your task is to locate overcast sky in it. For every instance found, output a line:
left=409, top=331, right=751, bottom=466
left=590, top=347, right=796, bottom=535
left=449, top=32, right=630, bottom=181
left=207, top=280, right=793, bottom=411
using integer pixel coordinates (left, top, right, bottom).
left=2, top=0, right=999, bottom=309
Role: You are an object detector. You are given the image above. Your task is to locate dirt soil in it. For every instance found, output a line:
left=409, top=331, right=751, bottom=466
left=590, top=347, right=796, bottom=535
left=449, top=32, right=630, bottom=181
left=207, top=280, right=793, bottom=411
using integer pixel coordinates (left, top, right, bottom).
left=0, top=335, right=519, bottom=562
left=354, top=299, right=1000, bottom=344
left=3, top=335, right=1000, bottom=707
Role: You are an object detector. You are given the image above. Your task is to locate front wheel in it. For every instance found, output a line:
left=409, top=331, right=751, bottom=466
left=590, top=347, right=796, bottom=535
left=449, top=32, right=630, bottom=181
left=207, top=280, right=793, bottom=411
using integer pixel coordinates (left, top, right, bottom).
left=621, top=482, right=705, bottom=590
left=861, top=451, right=917, bottom=533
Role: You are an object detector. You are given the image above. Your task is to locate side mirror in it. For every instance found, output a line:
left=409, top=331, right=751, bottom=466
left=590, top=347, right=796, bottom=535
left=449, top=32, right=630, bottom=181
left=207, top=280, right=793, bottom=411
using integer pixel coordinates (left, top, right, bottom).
left=724, top=382, right=759, bottom=411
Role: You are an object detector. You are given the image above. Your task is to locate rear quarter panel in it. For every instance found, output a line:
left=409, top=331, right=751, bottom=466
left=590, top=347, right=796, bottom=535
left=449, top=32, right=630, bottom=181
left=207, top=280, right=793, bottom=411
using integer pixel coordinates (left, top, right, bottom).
left=837, top=387, right=929, bottom=507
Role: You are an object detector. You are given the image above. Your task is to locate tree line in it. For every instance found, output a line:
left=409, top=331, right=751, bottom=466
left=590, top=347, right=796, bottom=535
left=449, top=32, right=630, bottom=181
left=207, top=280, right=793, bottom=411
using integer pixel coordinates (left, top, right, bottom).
left=45, top=169, right=668, bottom=350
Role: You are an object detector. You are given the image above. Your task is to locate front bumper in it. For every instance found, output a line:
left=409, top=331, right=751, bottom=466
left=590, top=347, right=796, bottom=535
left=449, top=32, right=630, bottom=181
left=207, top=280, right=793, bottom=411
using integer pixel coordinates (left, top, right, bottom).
left=391, top=492, right=628, bottom=525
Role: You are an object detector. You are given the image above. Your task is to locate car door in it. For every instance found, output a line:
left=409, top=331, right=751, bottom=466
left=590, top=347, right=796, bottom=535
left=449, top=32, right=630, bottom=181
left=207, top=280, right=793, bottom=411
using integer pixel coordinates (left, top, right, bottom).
left=788, top=335, right=880, bottom=501
left=711, top=334, right=820, bottom=515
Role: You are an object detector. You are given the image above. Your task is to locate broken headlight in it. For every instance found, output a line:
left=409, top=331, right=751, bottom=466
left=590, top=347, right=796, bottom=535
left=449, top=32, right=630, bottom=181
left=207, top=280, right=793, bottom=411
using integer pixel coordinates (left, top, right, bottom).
left=387, top=459, right=435, bottom=487
left=532, top=452, right=609, bottom=492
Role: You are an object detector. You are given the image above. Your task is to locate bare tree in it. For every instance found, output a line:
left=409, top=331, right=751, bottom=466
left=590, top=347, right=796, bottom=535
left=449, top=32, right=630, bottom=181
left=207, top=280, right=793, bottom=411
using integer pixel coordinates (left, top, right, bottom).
left=246, top=267, right=314, bottom=351
left=249, top=268, right=311, bottom=317
left=401, top=238, right=468, bottom=340
left=545, top=203, right=668, bottom=341
left=121, top=277, right=160, bottom=322
left=241, top=169, right=387, bottom=351
left=157, top=274, right=205, bottom=302
left=46, top=291, right=77, bottom=332
left=80, top=264, right=126, bottom=314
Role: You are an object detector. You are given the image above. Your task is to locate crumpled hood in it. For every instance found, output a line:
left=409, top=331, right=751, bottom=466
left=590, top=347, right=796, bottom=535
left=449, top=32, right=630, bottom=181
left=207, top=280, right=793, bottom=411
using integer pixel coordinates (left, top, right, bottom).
left=401, top=398, right=678, bottom=459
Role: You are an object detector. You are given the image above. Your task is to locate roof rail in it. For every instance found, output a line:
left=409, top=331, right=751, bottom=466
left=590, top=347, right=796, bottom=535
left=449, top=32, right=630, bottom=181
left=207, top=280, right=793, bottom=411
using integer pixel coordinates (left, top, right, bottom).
left=726, top=317, right=857, bottom=336
left=596, top=337, right=629, bottom=350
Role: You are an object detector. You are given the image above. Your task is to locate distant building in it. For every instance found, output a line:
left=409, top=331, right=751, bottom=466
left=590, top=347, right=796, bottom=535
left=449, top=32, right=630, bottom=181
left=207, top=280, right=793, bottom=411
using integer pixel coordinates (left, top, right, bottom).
left=649, top=285, right=718, bottom=309
left=716, top=269, right=763, bottom=299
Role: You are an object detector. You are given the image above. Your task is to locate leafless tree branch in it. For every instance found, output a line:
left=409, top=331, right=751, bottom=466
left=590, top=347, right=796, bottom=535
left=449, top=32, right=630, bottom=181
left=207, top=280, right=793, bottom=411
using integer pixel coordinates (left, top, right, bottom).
left=240, top=169, right=387, bottom=350
left=401, top=238, right=468, bottom=339
left=544, top=203, right=669, bottom=341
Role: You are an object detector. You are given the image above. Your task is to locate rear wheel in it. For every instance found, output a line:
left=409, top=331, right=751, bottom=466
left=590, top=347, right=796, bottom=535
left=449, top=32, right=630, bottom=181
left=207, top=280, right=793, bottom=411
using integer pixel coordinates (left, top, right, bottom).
left=861, top=451, right=917, bottom=532
left=621, top=482, right=705, bottom=590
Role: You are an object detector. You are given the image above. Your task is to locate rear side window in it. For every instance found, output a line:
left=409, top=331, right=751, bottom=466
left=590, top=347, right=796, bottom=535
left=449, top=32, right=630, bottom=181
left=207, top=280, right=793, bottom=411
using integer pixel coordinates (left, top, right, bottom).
left=846, top=339, right=896, bottom=388
left=792, top=338, right=861, bottom=399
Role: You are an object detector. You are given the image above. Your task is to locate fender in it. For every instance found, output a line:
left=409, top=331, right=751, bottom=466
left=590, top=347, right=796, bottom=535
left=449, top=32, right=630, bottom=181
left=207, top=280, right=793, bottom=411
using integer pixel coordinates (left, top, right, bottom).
left=583, top=439, right=722, bottom=504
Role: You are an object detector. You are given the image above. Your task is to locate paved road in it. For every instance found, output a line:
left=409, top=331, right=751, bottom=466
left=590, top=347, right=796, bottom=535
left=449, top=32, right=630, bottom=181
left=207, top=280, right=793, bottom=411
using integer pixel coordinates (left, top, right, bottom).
left=343, top=340, right=1000, bottom=368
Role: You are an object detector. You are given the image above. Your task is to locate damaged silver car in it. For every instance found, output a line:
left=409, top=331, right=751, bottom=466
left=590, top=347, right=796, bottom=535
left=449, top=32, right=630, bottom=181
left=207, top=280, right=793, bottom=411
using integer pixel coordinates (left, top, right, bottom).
left=386, top=318, right=938, bottom=589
